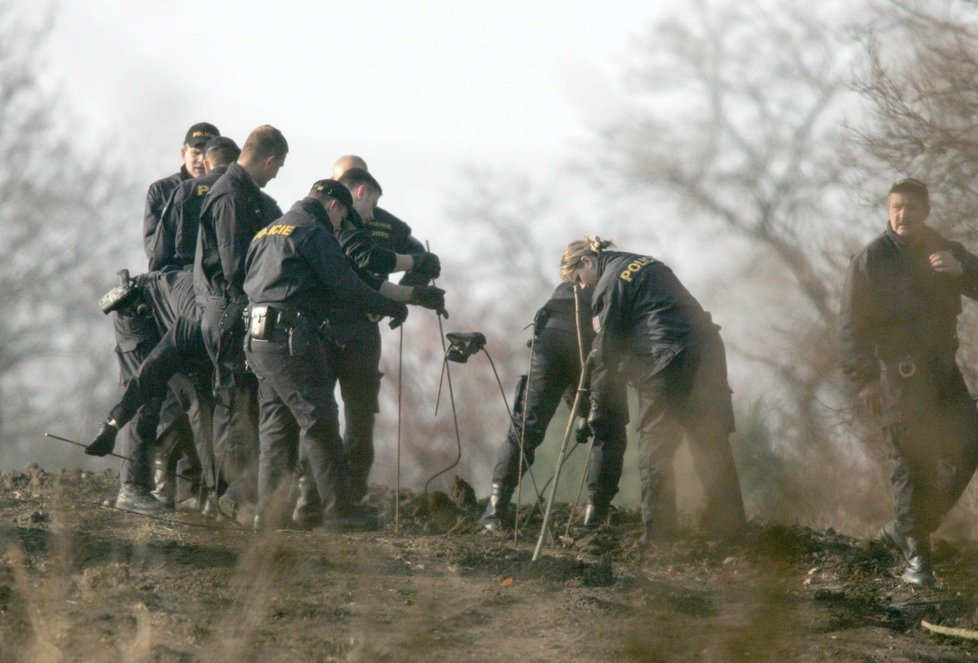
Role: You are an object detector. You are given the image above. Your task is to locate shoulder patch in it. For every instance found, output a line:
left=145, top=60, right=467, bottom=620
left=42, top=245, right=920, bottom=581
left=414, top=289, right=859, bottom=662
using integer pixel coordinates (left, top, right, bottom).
left=252, top=224, right=296, bottom=242
left=619, top=256, right=656, bottom=283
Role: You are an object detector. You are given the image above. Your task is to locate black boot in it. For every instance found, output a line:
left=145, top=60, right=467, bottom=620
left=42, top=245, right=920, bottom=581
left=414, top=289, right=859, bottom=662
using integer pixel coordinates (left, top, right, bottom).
left=902, top=535, right=935, bottom=588
left=151, top=453, right=175, bottom=509
left=291, top=472, right=322, bottom=529
left=902, top=550, right=934, bottom=587
left=478, top=483, right=513, bottom=531
left=583, top=495, right=611, bottom=529
left=880, top=520, right=935, bottom=587
left=321, top=503, right=380, bottom=533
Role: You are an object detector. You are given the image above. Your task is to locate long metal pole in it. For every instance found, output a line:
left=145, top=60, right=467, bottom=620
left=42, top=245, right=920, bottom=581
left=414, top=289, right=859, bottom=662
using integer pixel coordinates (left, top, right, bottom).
left=395, top=325, right=403, bottom=535
left=565, top=285, right=595, bottom=535
left=46, top=431, right=133, bottom=463
left=45, top=431, right=200, bottom=485
left=423, top=241, right=462, bottom=494
left=532, top=350, right=594, bottom=561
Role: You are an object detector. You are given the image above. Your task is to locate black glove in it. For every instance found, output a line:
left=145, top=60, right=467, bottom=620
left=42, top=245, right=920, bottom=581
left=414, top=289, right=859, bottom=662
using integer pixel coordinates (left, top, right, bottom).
left=399, top=270, right=432, bottom=288
left=411, top=252, right=441, bottom=279
left=410, top=285, right=446, bottom=311
left=388, top=302, right=409, bottom=329
left=575, top=421, right=593, bottom=445
left=85, top=422, right=118, bottom=457
left=587, top=399, right=618, bottom=442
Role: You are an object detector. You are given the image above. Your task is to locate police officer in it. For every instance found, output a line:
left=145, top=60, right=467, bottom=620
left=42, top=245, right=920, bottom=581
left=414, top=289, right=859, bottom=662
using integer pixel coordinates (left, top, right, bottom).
left=150, top=136, right=240, bottom=272
left=478, top=281, right=628, bottom=530
left=140, top=123, right=220, bottom=505
left=840, top=177, right=978, bottom=587
left=194, top=125, right=287, bottom=507
left=243, top=179, right=411, bottom=530
left=561, top=236, right=746, bottom=543
left=332, top=156, right=439, bottom=286
left=328, top=166, right=441, bottom=501
left=290, top=167, right=445, bottom=525
left=142, top=136, right=240, bottom=505
left=144, top=122, right=220, bottom=262
left=86, top=269, right=213, bottom=514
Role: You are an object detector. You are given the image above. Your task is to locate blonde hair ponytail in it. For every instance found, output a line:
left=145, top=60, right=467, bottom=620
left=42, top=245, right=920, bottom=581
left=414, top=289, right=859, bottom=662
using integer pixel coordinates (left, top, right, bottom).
left=560, top=235, right=615, bottom=280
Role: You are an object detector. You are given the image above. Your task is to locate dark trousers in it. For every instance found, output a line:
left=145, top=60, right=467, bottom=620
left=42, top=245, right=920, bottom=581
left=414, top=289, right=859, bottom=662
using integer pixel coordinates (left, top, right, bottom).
left=113, top=308, right=162, bottom=488
left=329, top=319, right=382, bottom=501
left=200, top=295, right=259, bottom=502
left=632, top=329, right=745, bottom=538
left=490, top=328, right=627, bottom=504
left=109, top=315, right=216, bottom=491
left=246, top=325, right=352, bottom=522
left=880, top=353, right=978, bottom=538
left=294, top=318, right=381, bottom=515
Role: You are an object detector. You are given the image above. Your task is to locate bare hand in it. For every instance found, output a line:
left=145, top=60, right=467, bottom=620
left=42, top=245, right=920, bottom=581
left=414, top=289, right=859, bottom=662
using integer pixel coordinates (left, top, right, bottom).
left=930, top=251, right=962, bottom=275
left=858, top=380, right=881, bottom=417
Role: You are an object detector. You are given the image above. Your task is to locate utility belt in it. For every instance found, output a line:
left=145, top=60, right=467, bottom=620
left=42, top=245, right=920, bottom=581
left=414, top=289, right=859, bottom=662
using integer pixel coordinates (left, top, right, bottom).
left=883, top=355, right=919, bottom=379
left=247, top=303, right=337, bottom=354
left=879, top=351, right=957, bottom=380
left=330, top=309, right=382, bottom=327
left=247, top=304, right=307, bottom=341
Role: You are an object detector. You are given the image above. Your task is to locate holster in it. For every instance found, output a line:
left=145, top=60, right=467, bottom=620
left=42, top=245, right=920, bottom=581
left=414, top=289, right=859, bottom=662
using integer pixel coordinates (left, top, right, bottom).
left=248, top=304, right=275, bottom=341
left=219, top=297, right=248, bottom=336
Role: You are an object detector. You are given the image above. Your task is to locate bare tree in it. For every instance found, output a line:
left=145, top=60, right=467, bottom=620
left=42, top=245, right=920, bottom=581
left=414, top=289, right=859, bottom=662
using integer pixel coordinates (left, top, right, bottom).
left=0, top=2, right=136, bottom=465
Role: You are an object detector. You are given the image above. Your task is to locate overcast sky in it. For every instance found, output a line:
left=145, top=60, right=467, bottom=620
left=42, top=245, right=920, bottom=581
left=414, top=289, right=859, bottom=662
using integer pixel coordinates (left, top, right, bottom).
left=36, top=0, right=666, bottom=253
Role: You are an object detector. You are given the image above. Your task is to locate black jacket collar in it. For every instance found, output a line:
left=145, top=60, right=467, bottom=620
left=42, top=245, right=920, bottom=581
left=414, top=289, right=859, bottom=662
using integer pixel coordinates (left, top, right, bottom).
left=294, top=197, right=332, bottom=230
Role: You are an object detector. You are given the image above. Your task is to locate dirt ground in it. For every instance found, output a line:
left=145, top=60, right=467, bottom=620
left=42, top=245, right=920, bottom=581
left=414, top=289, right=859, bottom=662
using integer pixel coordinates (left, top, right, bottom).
left=1, top=466, right=977, bottom=662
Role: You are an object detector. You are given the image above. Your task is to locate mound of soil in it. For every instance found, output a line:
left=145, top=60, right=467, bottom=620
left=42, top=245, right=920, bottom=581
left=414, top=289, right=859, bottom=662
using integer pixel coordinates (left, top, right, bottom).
left=0, top=467, right=976, bottom=661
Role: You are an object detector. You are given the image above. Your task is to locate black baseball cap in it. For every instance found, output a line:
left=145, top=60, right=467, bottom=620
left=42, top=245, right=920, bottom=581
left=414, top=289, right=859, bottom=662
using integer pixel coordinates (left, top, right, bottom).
left=311, top=179, right=354, bottom=208
left=185, top=122, right=220, bottom=148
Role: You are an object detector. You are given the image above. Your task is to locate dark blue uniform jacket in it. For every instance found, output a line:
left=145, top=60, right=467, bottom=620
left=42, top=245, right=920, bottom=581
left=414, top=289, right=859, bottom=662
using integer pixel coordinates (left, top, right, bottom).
left=243, top=198, right=402, bottom=324
left=143, top=166, right=191, bottom=259
left=589, top=250, right=712, bottom=405
left=194, top=162, right=283, bottom=301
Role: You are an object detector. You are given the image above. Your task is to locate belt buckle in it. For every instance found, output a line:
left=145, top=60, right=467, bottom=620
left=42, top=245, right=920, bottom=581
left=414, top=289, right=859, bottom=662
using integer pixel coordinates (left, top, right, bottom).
left=898, top=355, right=916, bottom=378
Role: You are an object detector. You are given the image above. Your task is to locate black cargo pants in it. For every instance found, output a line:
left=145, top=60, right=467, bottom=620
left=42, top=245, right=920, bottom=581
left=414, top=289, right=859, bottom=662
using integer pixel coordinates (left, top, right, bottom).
left=245, top=317, right=354, bottom=523
left=632, top=327, right=746, bottom=539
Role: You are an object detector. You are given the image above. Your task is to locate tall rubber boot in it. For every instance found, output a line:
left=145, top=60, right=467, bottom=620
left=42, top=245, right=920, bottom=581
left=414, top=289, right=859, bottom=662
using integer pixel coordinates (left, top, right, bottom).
left=478, top=483, right=514, bottom=531
left=583, top=493, right=612, bottom=529
left=881, top=520, right=935, bottom=587
left=291, top=470, right=322, bottom=529
left=902, top=534, right=935, bottom=588
left=151, top=452, right=175, bottom=509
